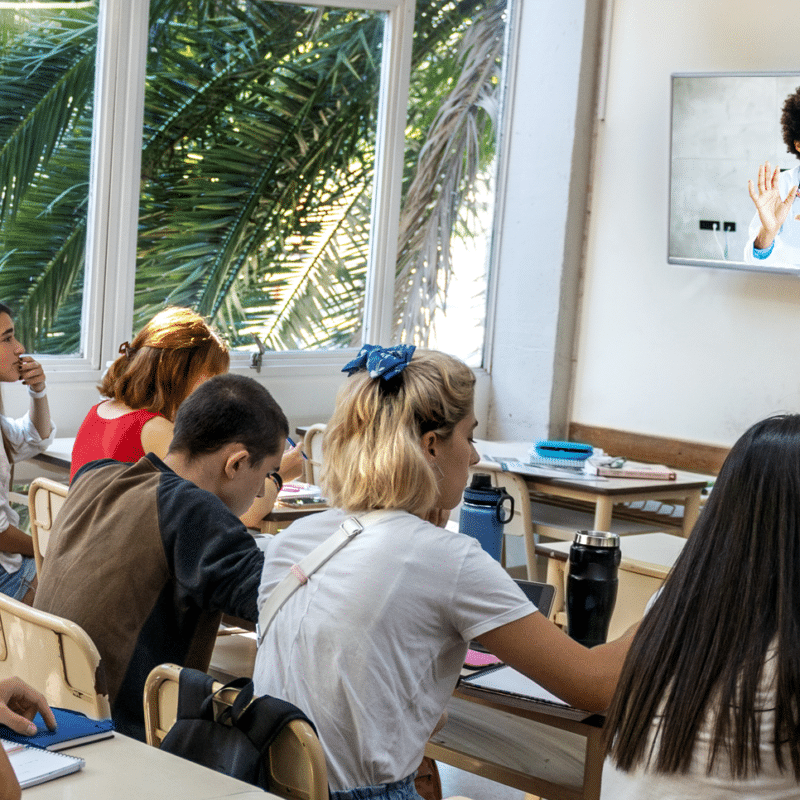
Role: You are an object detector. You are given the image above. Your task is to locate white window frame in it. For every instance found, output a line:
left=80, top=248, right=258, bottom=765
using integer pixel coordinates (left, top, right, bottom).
left=43, top=0, right=415, bottom=380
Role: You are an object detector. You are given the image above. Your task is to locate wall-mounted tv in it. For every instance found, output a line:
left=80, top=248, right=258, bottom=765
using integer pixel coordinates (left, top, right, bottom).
left=669, top=72, right=800, bottom=274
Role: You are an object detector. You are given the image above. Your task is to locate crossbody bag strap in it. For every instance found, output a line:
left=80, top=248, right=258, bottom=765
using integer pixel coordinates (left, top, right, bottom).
left=257, top=511, right=390, bottom=644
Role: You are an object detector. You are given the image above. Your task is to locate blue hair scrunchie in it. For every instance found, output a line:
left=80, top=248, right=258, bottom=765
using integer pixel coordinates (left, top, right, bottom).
left=342, top=343, right=416, bottom=381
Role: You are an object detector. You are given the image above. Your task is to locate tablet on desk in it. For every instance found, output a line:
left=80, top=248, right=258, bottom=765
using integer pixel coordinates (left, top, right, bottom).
left=465, top=580, right=556, bottom=668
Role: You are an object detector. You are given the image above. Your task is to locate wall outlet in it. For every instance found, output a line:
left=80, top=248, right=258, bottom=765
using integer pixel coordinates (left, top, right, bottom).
left=699, top=220, right=720, bottom=230
left=723, top=221, right=736, bottom=232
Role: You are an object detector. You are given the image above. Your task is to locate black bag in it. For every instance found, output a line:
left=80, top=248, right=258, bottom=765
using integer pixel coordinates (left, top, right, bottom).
left=159, top=668, right=317, bottom=791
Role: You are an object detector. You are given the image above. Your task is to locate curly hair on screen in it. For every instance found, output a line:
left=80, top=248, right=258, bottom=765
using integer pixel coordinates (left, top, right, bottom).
left=781, top=86, right=800, bottom=160
left=99, top=307, right=229, bottom=421
left=322, top=349, right=475, bottom=516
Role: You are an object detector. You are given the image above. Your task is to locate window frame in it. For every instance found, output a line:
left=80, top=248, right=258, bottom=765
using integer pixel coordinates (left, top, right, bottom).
left=40, top=0, right=414, bottom=378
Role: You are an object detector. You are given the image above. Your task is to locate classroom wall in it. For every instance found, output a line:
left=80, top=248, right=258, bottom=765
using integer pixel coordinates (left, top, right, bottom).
left=571, top=0, right=800, bottom=448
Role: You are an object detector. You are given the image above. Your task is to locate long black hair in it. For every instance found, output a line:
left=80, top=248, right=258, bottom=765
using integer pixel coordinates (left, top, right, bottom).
left=605, top=414, right=800, bottom=779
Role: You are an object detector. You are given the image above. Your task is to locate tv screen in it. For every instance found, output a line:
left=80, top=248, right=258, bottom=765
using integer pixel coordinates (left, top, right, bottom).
left=669, top=72, right=800, bottom=274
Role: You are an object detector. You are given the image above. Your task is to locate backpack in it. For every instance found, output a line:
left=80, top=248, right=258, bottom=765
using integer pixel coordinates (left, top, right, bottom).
left=159, top=668, right=317, bottom=791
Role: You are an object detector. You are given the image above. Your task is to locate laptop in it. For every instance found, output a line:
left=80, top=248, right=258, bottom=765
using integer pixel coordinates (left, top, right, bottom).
left=466, top=580, right=556, bottom=667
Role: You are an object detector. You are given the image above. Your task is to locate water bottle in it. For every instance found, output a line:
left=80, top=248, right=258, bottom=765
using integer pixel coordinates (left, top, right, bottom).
left=458, top=474, right=514, bottom=561
left=566, top=530, right=621, bottom=648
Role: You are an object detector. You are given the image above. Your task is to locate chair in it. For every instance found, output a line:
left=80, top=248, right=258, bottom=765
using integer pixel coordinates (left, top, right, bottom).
left=28, top=476, right=69, bottom=574
left=144, top=663, right=329, bottom=800
left=0, top=592, right=110, bottom=718
left=301, top=424, right=326, bottom=486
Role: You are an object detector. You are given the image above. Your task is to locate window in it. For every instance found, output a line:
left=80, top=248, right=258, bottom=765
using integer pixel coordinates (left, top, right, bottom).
left=0, top=0, right=505, bottom=369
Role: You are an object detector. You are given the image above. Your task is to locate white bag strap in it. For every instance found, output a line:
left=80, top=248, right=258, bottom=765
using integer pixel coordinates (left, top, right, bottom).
left=257, top=511, right=389, bottom=644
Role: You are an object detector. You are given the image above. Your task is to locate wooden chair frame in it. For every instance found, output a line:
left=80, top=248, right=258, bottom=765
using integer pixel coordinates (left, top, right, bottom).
left=0, top=592, right=110, bottom=718
left=28, top=476, right=69, bottom=574
left=144, top=663, right=328, bottom=800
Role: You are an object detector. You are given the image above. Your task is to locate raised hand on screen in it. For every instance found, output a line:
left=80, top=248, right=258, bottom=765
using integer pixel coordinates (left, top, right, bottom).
left=747, top=161, right=800, bottom=249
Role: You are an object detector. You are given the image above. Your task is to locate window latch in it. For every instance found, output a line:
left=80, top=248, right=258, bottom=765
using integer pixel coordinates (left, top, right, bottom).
left=250, top=333, right=266, bottom=372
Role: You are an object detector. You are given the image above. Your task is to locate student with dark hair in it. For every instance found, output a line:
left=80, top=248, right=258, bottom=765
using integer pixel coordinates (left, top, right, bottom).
left=0, top=303, right=54, bottom=604
left=745, top=86, right=800, bottom=265
left=603, top=413, right=800, bottom=798
left=35, top=374, right=287, bottom=740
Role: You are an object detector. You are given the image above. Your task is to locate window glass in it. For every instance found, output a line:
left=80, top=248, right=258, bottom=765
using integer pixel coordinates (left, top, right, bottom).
left=0, top=1, right=97, bottom=355
left=135, top=1, right=383, bottom=352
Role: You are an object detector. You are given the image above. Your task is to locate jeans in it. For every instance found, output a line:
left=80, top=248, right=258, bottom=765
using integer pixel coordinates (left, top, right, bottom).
left=329, top=774, right=423, bottom=800
left=0, top=556, right=36, bottom=600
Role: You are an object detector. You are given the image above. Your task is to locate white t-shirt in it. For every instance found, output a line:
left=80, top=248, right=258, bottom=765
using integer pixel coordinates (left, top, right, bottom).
left=0, top=412, right=55, bottom=574
left=253, top=507, right=535, bottom=792
left=601, top=650, right=800, bottom=799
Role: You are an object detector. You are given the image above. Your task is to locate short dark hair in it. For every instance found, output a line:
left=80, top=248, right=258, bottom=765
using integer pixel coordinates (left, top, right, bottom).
left=781, top=87, right=800, bottom=161
left=169, top=374, right=288, bottom=464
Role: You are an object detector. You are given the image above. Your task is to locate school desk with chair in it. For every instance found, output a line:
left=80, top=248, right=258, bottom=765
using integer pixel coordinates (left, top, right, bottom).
left=21, top=731, right=286, bottom=800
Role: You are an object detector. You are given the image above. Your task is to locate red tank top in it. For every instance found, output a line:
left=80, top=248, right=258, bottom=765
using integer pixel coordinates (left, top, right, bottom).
left=70, top=402, right=161, bottom=482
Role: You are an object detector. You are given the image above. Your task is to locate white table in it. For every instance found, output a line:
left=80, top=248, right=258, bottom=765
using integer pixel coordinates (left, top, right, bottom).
left=30, top=437, right=74, bottom=476
left=476, top=439, right=709, bottom=537
left=24, top=732, right=282, bottom=799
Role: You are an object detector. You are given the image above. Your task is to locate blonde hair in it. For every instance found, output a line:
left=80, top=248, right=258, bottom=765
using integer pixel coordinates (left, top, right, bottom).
left=99, top=307, right=229, bottom=421
left=322, top=349, right=475, bottom=515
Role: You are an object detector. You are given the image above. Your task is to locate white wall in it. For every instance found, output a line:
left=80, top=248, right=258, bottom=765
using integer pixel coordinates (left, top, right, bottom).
left=572, top=0, right=800, bottom=447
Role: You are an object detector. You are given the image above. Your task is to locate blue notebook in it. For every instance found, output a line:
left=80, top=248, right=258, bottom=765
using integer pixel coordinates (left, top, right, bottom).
left=0, top=707, right=114, bottom=751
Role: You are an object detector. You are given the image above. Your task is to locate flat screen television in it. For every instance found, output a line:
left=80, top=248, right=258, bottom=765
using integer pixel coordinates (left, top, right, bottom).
left=669, top=72, right=800, bottom=274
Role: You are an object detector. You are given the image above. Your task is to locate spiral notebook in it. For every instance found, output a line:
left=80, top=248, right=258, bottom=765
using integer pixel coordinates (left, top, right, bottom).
left=3, top=739, right=84, bottom=788
left=0, top=707, right=114, bottom=751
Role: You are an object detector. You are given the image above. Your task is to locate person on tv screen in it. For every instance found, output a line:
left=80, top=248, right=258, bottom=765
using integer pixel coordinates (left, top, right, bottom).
left=745, top=86, right=800, bottom=265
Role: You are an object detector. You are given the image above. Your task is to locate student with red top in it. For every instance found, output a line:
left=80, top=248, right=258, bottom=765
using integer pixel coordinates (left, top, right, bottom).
left=70, top=307, right=304, bottom=524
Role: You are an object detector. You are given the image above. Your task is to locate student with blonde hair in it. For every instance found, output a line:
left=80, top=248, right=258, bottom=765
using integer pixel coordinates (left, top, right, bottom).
left=253, top=344, right=635, bottom=800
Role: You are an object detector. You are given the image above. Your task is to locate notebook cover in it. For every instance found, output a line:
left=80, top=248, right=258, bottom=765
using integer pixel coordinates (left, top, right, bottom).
left=0, top=707, right=114, bottom=751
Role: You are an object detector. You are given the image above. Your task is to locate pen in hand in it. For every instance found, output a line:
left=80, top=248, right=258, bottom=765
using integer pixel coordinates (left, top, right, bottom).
left=286, top=437, right=308, bottom=460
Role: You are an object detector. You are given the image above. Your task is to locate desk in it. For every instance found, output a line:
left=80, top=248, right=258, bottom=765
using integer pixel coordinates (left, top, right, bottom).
left=427, top=685, right=603, bottom=800
left=30, top=437, right=74, bottom=474
left=24, top=732, right=283, bottom=799
left=476, top=440, right=709, bottom=538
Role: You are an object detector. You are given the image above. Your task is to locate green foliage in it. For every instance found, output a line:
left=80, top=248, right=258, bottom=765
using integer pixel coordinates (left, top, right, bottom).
left=0, top=0, right=504, bottom=353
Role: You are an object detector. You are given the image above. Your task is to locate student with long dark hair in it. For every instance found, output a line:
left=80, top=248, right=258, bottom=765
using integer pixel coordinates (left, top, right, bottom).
left=603, top=413, right=800, bottom=798
left=0, top=303, right=54, bottom=604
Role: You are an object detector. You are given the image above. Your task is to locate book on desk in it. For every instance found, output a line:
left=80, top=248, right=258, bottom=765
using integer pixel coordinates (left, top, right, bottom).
left=0, top=707, right=114, bottom=751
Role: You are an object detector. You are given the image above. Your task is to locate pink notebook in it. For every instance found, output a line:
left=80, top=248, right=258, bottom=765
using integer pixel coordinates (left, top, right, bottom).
left=464, top=649, right=502, bottom=669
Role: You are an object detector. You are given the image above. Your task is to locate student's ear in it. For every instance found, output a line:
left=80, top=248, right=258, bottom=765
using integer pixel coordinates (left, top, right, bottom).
left=420, top=431, right=438, bottom=462
left=223, top=446, right=251, bottom=480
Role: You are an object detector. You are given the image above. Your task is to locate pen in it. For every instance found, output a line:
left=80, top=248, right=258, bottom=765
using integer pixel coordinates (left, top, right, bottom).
left=286, top=436, right=308, bottom=460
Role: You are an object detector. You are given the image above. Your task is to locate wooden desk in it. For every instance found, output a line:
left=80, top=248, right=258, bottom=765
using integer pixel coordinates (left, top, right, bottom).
left=427, top=684, right=604, bottom=800
left=476, top=440, right=709, bottom=537
left=260, top=501, right=329, bottom=534
left=24, top=732, right=283, bottom=799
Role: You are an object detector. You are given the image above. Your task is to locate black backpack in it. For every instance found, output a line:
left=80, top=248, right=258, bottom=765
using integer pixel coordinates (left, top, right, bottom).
left=159, top=668, right=317, bottom=791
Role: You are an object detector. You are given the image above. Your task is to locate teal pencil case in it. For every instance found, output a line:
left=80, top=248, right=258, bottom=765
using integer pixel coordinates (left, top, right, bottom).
left=533, top=440, right=593, bottom=462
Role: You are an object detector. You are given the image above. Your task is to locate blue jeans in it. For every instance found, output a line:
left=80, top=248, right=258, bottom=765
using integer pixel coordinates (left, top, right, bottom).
left=329, top=775, right=423, bottom=800
left=0, top=556, right=36, bottom=601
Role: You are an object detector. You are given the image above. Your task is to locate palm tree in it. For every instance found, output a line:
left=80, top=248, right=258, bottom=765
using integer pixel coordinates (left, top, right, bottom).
left=0, top=0, right=505, bottom=353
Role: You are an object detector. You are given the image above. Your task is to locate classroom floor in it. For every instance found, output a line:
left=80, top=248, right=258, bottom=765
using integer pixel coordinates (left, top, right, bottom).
left=439, top=762, right=527, bottom=800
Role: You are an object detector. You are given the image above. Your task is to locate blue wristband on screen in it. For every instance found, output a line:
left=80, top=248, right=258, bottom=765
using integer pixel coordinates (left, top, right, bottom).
left=753, top=240, right=775, bottom=259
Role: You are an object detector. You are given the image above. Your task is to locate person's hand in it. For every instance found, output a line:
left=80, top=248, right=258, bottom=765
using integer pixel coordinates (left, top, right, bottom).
left=16, top=355, right=46, bottom=393
left=0, top=677, right=56, bottom=735
left=278, top=444, right=305, bottom=484
left=747, top=161, right=800, bottom=249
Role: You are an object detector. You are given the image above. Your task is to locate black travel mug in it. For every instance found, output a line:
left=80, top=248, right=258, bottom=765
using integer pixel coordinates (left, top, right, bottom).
left=566, top=530, right=620, bottom=648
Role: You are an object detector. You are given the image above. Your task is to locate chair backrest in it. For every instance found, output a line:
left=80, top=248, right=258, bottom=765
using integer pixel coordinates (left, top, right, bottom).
left=301, top=424, right=326, bottom=487
left=28, top=477, right=69, bottom=574
left=144, top=663, right=328, bottom=800
left=0, top=593, right=110, bottom=718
